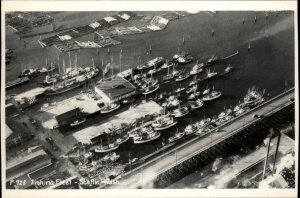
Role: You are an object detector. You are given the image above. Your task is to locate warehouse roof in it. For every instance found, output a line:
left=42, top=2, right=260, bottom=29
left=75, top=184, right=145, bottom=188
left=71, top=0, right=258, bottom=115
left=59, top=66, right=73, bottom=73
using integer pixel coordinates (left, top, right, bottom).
left=95, top=76, right=136, bottom=100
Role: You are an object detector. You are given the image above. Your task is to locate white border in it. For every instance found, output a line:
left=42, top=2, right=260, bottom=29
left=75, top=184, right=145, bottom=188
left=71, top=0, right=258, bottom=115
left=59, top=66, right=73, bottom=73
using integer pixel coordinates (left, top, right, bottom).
left=1, top=1, right=298, bottom=198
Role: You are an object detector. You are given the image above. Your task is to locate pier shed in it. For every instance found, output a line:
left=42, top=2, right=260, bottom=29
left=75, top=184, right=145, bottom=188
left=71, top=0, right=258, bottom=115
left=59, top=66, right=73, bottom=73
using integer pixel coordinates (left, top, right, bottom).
left=94, top=76, right=137, bottom=103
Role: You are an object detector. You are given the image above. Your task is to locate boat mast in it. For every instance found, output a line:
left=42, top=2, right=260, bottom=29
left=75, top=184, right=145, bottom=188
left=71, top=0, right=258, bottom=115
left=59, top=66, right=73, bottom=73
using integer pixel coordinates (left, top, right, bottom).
left=75, top=54, right=78, bottom=75
left=119, top=49, right=122, bottom=73
left=111, top=56, right=114, bottom=78
left=58, top=55, right=60, bottom=74
left=68, top=52, right=72, bottom=75
left=92, top=57, right=95, bottom=70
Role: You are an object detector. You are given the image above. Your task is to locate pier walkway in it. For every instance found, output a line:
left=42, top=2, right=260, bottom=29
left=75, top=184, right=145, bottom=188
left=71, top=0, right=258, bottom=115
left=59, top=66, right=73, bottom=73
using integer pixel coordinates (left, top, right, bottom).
left=110, top=88, right=295, bottom=188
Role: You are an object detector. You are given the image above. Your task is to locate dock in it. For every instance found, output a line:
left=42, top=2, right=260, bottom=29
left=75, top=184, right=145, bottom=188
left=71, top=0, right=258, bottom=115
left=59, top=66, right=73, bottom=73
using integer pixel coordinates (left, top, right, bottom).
left=14, top=87, right=46, bottom=101
left=33, top=93, right=101, bottom=129
left=71, top=101, right=162, bottom=145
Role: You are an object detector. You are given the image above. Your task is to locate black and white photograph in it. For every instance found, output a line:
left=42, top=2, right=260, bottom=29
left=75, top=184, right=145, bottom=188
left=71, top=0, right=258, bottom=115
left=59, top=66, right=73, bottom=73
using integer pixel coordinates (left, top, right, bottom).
left=1, top=1, right=297, bottom=198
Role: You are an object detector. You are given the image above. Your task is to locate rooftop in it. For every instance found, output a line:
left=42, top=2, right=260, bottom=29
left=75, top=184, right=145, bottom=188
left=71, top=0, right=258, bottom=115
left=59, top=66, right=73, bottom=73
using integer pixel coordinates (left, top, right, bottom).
left=95, top=76, right=136, bottom=100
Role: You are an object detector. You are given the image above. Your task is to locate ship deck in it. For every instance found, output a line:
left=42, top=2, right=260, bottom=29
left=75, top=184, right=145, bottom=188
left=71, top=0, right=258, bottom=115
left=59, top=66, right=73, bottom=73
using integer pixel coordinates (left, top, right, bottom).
left=32, top=93, right=101, bottom=129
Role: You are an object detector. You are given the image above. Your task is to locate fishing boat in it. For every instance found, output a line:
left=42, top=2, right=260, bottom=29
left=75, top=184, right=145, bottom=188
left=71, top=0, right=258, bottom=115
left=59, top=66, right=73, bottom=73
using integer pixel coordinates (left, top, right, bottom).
left=173, top=52, right=193, bottom=65
left=202, top=89, right=221, bottom=101
left=121, top=98, right=135, bottom=105
left=100, top=102, right=121, bottom=114
left=206, top=55, right=219, bottom=65
left=19, top=68, right=39, bottom=78
left=188, top=76, right=199, bottom=87
left=140, top=77, right=158, bottom=90
left=172, top=106, right=189, bottom=118
left=185, top=125, right=197, bottom=135
left=163, top=64, right=175, bottom=81
left=137, top=57, right=164, bottom=70
left=133, top=131, right=161, bottom=144
left=190, top=61, right=204, bottom=75
left=103, top=152, right=120, bottom=163
left=70, top=117, right=86, bottom=127
left=161, top=59, right=175, bottom=69
left=142, top=84, right=159, bottom=95
left=187, top=91, right=201, bottom=100
left=188, top=99, right=204, bottom=109
left=44, top=78, right=85, bottom=96
left=175, top=72, right=190, bottom=82
left=202, top=87, right=211, bottom=95
left=225, top=64, right=233, bottom=73
left=165, top=95, right=180, bottom=107
left=95, top=142, right=119, bottom=153
left=168, top=130, right=185, bottom=143
left=186, top=84, right=198, bottom=94
left=116, top=134, right=130, bottom=145
left=175, top=87, right=186, bottom=94
left=243, top=87, right=265, bottom=105
left=206, top=68, right=218, bottom=79
left=148, top=68, right=162, bottom=75
left=153, top=116, right=178, bottom=131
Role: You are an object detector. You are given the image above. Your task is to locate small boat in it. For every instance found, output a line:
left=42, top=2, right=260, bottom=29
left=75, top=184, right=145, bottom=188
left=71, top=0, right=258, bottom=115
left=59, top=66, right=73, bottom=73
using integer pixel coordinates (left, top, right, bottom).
left=168, top=131, right=185, bottom=143
left=142, top=84, right=159, bottom=95
left=172, top=106, right=189, bottom=118
left=103, top=152, right=120, bottom=163
left=39, top=65, right=56, bottom=74
left=175, top=73, right=190, bottom=82
left=116, top=134, right=130, bottom=145
left=188, top=99, right=204, bottom=109
left=206, top=55, right=219, bottom=65
left=202, top=87, right=211, bottom=95
left=243, top=87, right=264, bottom=105
left=185, top=125, right=197, bottom=135
left=187, top=92, right=201, bottom=100
left=133, top=131, right=161, bottom=144
left=173, top=52, right=193, bottom=65
left=206, top=68, right=218, bottom=79
left=172, top=69, right=185, bottom=77
left=202, top=90, right=221, bottom=101
left=225, top=64, right=233, bottom=73
left=186, top=84, right=198, bottom=94
left=175, top=87, right=186, bottom=94
left=95, top=142, right=119, bottom=153
left=19, top=68, right=39, bottom=78
left=140, top=78, right=158, bottom=90
left=152, top=115, right=178, bottom=130
left=121, top=98, right=135, bottom=105
left=190, top=62, right=204, bottom=75
left=100, top=103, right=121, bottom=114
left=161, top=60, right=175, bottom=69
left=163, top=74, right=175, bottom=81
left=70, top=117, right=86, bottom=127
left=148, top=68, right=161, bottom=75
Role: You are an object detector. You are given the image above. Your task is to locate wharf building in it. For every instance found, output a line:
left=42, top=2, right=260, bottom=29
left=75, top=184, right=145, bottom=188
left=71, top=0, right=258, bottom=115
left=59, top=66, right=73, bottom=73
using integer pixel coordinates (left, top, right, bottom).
left=94, top=76, right=137, bottom=103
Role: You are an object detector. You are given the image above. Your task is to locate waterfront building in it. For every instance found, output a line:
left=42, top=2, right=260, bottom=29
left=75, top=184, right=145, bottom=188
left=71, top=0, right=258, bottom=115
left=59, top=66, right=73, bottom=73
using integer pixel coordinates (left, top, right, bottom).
left=94, top=76, right=137, bottom=103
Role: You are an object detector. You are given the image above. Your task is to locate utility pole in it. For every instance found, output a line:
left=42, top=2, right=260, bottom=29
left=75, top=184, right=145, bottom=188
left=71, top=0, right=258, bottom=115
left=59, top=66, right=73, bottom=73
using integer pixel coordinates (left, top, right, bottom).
left=262, top=135, right=271, bottom=179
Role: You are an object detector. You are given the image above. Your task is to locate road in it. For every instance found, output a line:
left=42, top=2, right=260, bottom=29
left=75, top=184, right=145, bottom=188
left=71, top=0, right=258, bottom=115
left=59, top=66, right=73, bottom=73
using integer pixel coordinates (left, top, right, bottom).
left=109, top=88, right=295, bottom=188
